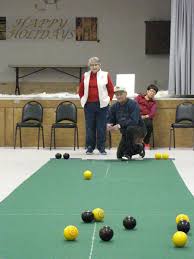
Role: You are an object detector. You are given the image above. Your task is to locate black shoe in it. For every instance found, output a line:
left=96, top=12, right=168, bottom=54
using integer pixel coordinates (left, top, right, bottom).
left=86, top=147, right=93, bottom=155
left=138, top=144, right=145, bottom=158
left=99, top=149, right=107, bottom=155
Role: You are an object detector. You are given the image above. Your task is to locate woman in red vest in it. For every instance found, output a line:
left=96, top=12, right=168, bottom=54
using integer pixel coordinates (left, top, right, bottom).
left=79, top=57, right=114, bottom=155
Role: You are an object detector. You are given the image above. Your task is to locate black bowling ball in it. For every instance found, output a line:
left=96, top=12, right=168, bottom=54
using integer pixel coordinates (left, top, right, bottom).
left=99, top=226, right=114, bottom=241
left=81, top=210, right=94, bottom=223
left=177, top=220, right=190, bottom=233
left=55, top=153, right=62, bottom=159
left=123, top=216, right=136, bottom=230
left=63, top=153, right=70, bottom=159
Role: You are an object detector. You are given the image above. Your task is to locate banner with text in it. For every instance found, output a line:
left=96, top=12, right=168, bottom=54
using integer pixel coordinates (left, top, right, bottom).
left=6, top=16, right=75, bottom=40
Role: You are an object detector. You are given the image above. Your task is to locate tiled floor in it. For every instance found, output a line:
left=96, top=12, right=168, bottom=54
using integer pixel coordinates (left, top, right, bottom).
left=0, top=147, right=194, bottom=202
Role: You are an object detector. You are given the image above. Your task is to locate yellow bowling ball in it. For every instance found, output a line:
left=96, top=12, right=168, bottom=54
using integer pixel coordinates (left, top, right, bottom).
left=92, top=208, right=105, bottom=222
left=155, top=153, right=162, bottom=159
left=176, top=214, right=190, bottom=224
left=172, top=231, right=188, bottom=247
left=162, top=153, right=169, bottom=159
left=64, top=225, right=79, bottom=241
left=83, top=170, right=93, bottom=180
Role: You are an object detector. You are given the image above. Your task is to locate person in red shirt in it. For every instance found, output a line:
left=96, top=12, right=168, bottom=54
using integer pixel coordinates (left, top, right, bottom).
left=78, top=57, right=114, bottom=155
left=135, top=84, right=158, bottom=149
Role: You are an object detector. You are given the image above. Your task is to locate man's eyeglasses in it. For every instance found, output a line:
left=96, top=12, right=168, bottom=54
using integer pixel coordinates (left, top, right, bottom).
left=90, top=64, right=99, bottom=67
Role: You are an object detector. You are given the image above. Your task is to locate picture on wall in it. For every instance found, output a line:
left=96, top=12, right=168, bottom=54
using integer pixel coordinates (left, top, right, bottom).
left=76, top=17, right=97, bottom=41
left=0, top=17, right=6, bottom=40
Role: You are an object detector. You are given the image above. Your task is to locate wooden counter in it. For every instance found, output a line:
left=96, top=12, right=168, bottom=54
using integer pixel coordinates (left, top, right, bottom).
left=0, top=98, right=194, bottom=148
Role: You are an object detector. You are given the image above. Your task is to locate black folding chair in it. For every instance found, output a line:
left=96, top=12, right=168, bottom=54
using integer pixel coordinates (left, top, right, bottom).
left=50, top=101, right=79, bottom=150
left=14, top=101, right=44, bottom=149
left=169, top=102, right=194, bottom=150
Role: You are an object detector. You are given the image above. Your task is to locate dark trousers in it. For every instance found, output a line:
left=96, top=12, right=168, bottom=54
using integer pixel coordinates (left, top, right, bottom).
left=117, top=126, right=145, bottom=159
left=84, top=102, right=108, bottom=151
left=143, top=118, right=153, bottom=144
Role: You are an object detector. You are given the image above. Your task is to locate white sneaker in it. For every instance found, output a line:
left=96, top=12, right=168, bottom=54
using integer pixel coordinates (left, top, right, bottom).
left=135, top=155, right=144, bottom=160
left=121, top=155, right=131, bottom=161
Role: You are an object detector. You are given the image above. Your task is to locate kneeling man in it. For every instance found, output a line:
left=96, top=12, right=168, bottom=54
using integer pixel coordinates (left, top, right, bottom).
left=107, top=86, right=146, bottom=160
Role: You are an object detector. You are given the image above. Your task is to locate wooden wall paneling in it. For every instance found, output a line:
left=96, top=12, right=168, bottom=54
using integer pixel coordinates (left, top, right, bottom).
left=13, top=108, right=23, bottom=147
left=1, top=99, right=194, bottom=148
left=54, top=128, right=74, bottom=147
left=5, top=108, right=14, bottom=146
left=109, top=131, right=121, bottom=148
left=43, top=108, right=55, bottom=147
left=173, top=128, right=194, bottom=148
left=0, top=108, right=5, bottom=146
left=154, top=107, right=175, bottom=147
left=77, top=108, right=85, bottom=147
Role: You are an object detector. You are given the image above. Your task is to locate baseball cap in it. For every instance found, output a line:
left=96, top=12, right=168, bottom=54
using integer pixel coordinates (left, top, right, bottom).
left=114, top=86, right=127, bottom=93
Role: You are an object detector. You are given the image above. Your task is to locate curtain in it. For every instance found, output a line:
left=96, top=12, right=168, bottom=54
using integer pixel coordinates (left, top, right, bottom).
left=168, top=0, right=194, bottom=95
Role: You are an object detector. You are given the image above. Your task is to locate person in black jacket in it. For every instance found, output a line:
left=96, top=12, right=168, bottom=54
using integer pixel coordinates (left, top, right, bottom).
left=107, top=86, right=146, bottom=160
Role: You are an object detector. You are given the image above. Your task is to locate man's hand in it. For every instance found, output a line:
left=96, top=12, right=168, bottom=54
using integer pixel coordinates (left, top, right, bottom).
left=141, top=115, right=149, bottom=119
left=111, top=124, right=120, bottom=131
left=107, top=123, right=113, bottom=131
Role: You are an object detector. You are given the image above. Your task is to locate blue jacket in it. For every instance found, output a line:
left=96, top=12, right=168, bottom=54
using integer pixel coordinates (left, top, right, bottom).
left=107, top=98, right=145, bottom=133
